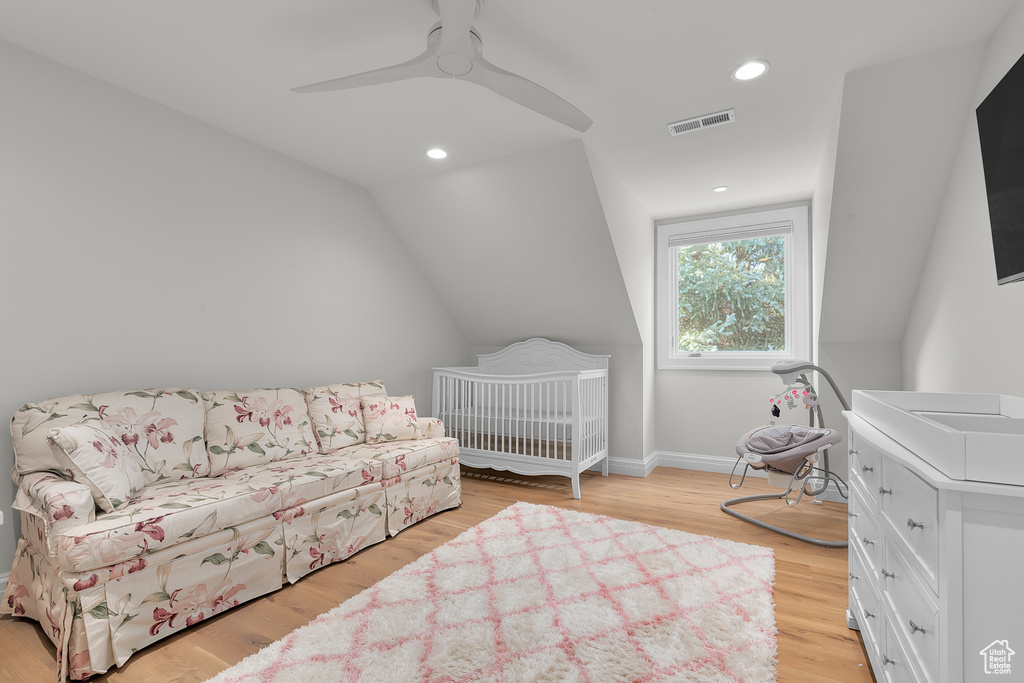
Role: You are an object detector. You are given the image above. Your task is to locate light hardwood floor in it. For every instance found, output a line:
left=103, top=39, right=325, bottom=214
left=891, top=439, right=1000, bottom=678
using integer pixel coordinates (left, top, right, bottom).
left=0, top=467, right=873, bottom=682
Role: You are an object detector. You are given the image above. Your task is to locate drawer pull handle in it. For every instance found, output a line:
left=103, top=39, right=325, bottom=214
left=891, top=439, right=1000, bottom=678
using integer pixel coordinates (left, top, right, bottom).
left=850, top=449, right=859, bottom=455
left=861, top=537, right=876, bottom=546
left=863, top=609, right=876, bottom=619
left=882, top=655, right=897, bottom=666
left=909, top=620, right=927, bottom=635
left=849, top=572, right=859, bottom=581
left=848, top=512, right=859, bottom=518
left=881, top=569, right=896, bottom=579
left=879, top=487, right=893, bottom=496
left=862, top=465, right=874, bottom=473
left=907, top=518, right=926, bottom=530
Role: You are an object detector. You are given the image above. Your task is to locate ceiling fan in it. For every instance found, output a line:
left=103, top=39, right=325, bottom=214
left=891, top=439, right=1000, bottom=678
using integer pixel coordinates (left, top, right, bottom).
left=292, top=0, right=593, bottom=132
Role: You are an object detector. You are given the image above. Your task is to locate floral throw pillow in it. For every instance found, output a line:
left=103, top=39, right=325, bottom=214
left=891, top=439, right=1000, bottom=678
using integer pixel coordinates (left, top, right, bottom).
left=203, top=388, right=316, bottom=476
left=47, top=424, right=154, bottom=513
left=361, top=395, right=421, bottom=445
left=302, top=381, right=387, bottom=453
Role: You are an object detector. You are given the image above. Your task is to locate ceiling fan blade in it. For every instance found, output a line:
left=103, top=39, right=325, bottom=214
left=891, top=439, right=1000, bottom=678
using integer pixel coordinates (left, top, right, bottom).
left=464, top=57, right=593, bottom=132
left=292, top=49, right=437, bottom=93
left=435, top=0, right=477, bottom=59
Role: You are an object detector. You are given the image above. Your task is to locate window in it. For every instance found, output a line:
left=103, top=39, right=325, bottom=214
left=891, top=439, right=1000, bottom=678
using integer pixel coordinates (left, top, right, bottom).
left=657, top=205, right=809, bottom=370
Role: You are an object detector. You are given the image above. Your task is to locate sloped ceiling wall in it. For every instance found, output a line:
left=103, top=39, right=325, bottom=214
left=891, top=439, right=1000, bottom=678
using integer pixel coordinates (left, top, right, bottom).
left=372, top=140, right=648, bottom=462
left=819, top=41, right=987, bottom=347
left=584, top=148, right=656, bottom=460
left=372, top=140, right=640, bottom=348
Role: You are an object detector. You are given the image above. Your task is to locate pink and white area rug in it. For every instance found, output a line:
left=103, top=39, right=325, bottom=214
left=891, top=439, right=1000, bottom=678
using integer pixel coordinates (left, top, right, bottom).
left=207, top=502, right=777, bottom=683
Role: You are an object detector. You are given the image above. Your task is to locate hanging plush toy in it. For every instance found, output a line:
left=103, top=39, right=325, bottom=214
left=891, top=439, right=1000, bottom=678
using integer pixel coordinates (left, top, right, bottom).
left=785, top=388, right=799, bottom=409
left=802, top=389, right=820, bottom=409
left=770, top=386, right=813, bottom=417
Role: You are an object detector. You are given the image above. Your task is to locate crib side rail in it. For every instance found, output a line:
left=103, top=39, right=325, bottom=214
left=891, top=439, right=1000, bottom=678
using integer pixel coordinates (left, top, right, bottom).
left=574, top=371, right=609, bottom=466
left=433, top=368, right=585, bottom=462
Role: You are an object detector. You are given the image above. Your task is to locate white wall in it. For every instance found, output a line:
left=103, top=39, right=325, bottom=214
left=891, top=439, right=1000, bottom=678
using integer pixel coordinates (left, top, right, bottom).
left=655, top=370, right=787, bottom=460
left=812, top=93, right=843, bottom=364
left=0, top=41, right=468, bottom=580
left=584, top=148, right=657, bottom=460
left=905, top=0, right=1024, bottom=394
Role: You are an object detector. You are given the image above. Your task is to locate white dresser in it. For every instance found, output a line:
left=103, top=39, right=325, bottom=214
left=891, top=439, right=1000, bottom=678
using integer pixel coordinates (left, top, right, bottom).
left=847, top=390, right=1024, bottom=683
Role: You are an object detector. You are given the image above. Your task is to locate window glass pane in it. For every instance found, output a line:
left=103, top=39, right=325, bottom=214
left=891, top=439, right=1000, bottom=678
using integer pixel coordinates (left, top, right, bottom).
left=676, top=234, right=786, bottom=353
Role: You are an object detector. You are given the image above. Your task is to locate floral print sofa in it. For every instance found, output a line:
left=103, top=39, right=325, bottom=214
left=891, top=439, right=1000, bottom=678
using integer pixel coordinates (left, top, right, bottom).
left=1, top=381, right=461, bottom=680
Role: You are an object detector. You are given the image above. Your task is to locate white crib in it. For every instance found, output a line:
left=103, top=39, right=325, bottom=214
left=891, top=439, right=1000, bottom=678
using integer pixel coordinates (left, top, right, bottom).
left=433, top=338, right=609, bottom=499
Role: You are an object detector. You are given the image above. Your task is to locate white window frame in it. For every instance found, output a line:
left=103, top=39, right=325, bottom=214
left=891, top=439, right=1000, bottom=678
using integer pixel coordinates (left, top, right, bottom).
left=656, top=205, right=810, bottom=371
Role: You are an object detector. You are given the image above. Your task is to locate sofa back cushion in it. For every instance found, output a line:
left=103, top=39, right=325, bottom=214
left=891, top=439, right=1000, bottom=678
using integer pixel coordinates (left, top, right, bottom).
left=203, top=388, right=317, bottom=476
left=47, top=424, right=155, bottom=513
left=11, top=388, right=209, bottom=481
left=302, top=381, right=387, bottom=454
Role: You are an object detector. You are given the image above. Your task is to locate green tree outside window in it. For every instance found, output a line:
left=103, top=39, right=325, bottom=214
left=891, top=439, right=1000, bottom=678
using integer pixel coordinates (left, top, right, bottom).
left=676, top=235, right=786, bottom=352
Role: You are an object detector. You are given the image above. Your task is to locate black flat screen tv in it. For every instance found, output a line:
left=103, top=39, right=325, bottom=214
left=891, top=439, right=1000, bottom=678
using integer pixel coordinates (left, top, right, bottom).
left=976, top=51, right=1024, bottom=285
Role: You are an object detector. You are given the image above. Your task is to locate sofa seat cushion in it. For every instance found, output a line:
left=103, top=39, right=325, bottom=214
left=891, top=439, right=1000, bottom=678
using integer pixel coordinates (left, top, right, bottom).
left=51, top=438, right=458, bottom=573
left=341, top=437, right=460, bottom=479
left=216, top=453, right=383, bottom=511
left=55, top=476, right=286, bottom=573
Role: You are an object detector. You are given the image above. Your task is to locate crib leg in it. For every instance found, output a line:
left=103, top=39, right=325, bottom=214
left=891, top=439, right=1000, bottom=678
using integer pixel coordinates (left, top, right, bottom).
left=601, top=457, right=608, bottom=477
left=571, top=472, right=581, bottom=499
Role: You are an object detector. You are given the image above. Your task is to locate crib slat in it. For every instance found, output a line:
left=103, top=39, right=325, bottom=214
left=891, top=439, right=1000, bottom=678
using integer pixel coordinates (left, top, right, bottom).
left=545, top=381, right=551, bottom=459
left=530, top=382, right=535, bottom=458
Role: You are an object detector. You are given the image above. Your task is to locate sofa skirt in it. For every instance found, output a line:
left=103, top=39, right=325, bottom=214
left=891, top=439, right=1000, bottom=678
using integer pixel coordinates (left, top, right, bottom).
left=383, top=457, right=463, bottom=537
left=2, top=481, right=397, bottom=680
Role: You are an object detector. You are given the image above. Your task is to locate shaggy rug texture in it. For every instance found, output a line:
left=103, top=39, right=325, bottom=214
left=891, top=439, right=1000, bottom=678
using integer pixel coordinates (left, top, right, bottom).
left=206, top=502, right=776, bottom=682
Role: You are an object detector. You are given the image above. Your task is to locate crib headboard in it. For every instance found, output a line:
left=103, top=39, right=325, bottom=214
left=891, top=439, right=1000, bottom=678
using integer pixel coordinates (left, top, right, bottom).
left=475, top=338, right=609, bottom=375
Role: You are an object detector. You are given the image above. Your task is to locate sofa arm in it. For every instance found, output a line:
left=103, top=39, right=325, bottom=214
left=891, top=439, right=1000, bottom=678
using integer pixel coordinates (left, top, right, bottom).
left=13, top=471, right=96, bottom=551
left=417, top=417, right=446, bottom=439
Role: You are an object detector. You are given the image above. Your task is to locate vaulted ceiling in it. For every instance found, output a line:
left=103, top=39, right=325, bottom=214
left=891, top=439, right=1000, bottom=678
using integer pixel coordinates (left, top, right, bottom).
left=0, top=0, right=1013, bottom=220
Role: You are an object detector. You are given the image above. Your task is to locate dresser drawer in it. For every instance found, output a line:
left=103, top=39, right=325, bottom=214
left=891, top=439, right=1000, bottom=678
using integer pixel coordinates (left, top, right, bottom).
left=879, top=460, right=939, bottom=591
left=850, top=433, right=883, bottom=506
left=850, top=543, right=883, bottom=649
left=882, top=538, right=940, bottom=683
left=849, top=483, right=883, bottom=571
left=882, top=615, right=923, bottom=683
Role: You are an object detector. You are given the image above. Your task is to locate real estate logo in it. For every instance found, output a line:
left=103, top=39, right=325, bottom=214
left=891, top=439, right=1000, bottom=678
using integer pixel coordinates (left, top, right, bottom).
left=980, top=640, right=1015, bottom=675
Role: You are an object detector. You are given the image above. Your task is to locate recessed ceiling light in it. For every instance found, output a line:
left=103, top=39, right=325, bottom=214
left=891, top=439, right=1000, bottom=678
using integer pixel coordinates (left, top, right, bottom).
left=426, top=148, right=447, bottom=160
left=713, top=185, right=729, bottom=193
left=732, top=60, right=770, bottom=81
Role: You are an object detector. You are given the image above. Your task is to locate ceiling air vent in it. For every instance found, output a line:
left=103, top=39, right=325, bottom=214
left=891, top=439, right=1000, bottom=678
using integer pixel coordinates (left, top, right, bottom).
left=667, top=109, right=736, bottom=136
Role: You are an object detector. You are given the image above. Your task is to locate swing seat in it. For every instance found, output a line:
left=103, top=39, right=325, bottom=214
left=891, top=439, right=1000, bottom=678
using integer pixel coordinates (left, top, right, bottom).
left=736, top=424, right=839, bottom=474
left=722, top=423, right=848, bottom=548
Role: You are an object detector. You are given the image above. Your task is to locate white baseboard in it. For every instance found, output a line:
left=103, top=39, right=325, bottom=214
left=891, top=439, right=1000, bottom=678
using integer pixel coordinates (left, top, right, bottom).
left=598, top=450, right=848, bottom=504
left=597, top=454, right=658, bottom=478
left=0, top=571, right=7, bottom=595
left=653, top=450, right=768, bottom=478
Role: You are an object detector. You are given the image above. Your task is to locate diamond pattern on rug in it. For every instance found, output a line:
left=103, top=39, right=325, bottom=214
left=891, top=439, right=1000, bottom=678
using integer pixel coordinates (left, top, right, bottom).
left=206, top=501, right=777, bottom=683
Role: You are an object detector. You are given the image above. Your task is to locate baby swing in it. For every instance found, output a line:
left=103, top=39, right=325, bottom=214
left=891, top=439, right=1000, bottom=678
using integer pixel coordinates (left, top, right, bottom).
left=721, top=360, right=850, bottom=548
